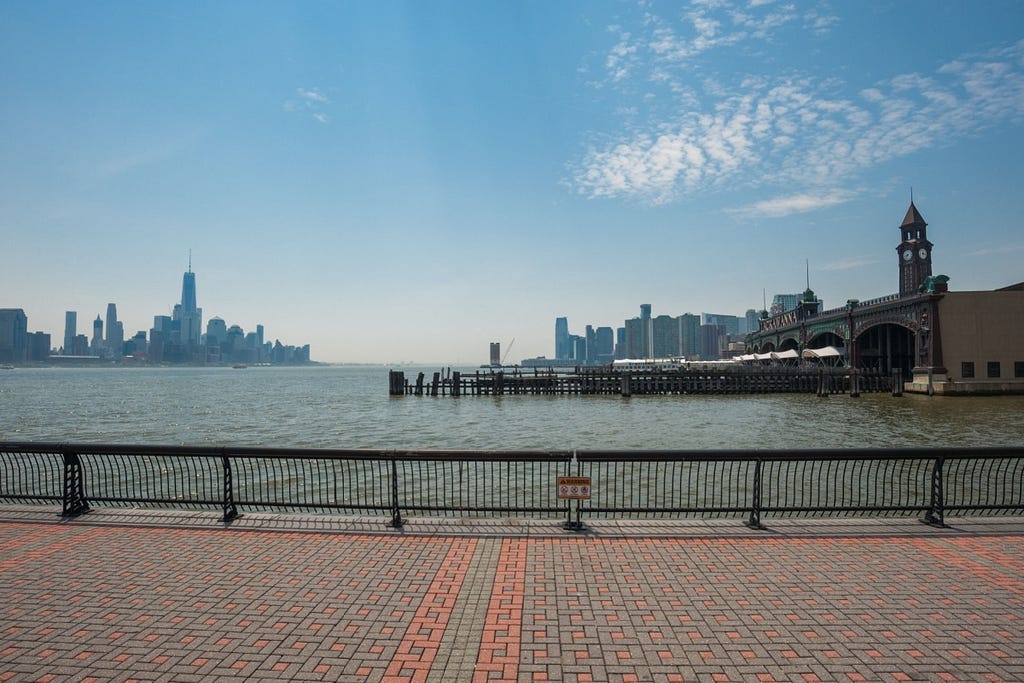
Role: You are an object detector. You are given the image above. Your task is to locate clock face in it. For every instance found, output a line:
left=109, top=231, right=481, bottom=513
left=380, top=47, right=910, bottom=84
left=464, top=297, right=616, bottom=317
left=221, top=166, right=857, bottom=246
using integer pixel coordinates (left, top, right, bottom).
left=903, top=249, right=913, bottom=261
left=918, top=248, right=928, bottom=260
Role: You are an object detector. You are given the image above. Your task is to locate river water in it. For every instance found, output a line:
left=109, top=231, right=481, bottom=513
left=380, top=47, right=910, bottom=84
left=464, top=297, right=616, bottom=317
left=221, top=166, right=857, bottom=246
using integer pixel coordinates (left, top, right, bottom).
left=1, top=365, right=1021, bottom=450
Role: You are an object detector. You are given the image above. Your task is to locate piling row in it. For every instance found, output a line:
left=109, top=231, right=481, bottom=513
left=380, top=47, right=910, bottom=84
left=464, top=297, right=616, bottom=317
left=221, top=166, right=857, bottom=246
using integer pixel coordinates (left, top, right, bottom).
left=388, top=367, right=895, bottom=397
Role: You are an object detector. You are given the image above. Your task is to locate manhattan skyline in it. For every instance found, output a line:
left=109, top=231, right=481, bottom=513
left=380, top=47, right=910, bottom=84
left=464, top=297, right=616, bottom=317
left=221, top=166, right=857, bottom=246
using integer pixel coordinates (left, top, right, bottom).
left=2, top=2, right=1023, bottom=364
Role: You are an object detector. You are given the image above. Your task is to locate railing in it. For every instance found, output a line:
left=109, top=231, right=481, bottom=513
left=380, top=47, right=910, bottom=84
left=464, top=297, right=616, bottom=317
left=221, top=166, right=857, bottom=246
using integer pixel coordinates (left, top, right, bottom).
left=1, top=442, right=1021, bottom=529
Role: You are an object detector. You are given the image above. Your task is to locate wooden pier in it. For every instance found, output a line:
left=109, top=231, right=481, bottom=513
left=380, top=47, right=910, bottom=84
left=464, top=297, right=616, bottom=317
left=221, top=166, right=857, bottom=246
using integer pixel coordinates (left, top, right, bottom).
left=388, top=366, right=898, bottom=397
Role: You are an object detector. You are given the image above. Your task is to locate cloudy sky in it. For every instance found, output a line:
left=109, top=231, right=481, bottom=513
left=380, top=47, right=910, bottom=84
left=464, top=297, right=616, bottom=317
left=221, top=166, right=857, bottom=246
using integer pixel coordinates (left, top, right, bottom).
left=2, top=1, right=1022, bottom=364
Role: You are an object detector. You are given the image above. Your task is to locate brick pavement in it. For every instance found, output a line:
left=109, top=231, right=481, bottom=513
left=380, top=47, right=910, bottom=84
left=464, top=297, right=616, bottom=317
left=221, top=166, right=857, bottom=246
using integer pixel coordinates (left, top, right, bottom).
left=1, top=512, right=1022, bottom=682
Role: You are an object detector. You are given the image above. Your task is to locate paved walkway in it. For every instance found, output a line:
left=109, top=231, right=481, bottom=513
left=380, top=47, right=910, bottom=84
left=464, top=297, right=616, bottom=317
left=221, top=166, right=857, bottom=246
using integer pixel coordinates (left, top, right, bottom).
left=1, top=508, right=1023, bottom=682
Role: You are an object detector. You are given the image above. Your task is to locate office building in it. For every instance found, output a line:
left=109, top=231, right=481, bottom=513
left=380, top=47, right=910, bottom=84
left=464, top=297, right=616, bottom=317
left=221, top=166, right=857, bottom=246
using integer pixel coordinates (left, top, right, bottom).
left=0, top=308, right=28, bottom=363
left=105, top=303, right=124, bottom=356
left=702, top=313, right=741, bottom=336
left=490, top=342, right=500, bottom=366
left=63, top=311, right=76, bottom=355
left=679, top=313, right=702, bottom=360
left=652, top=315, right=681, bottom=358
left=27, top=331, right=50, bottom=362
left=554, top=317, right=571, bottom=360
left=91, top=316, right=103, bottom=353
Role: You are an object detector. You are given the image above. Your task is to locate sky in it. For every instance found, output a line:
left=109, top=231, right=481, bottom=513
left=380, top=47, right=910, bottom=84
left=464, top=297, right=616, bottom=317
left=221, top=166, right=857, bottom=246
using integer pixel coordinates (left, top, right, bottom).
left=2, top=1, right=1023, bottom=365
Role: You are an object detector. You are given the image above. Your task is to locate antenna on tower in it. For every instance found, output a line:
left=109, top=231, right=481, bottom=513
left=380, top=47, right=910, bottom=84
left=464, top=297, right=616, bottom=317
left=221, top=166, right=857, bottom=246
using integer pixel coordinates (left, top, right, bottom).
left=188, top=249, right=192, bottom=274
left=806, top=259, right=810, bottom=290
left=910, top=186, right=914, bottom=204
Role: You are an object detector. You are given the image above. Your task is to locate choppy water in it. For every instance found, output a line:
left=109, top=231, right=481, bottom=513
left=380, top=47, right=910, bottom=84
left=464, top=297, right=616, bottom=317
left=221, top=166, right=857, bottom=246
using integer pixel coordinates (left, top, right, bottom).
left=1, top=365, right=1022, bottom=449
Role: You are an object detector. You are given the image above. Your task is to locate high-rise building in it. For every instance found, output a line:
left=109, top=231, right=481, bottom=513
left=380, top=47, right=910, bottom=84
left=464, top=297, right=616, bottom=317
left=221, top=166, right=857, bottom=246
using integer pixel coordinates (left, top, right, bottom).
left=702, top=313, right=741, bottom=336
left=554, top=317, right=571, bottom=360
left=0, top=308, right=28, bottom=363
left=652, top=315, right=681, bottom=358
left=27, top=331, right=50, bottom=361
left=63, top=311, right=76, bottom=355
left=175, top=261, right=203, bottom=351
left=489, top=342, right=501, bottom=366
left=639, top=304, right=652, bottom=358
left=91, top=316, right=103, bottom=352
left=770, top=294, right=800, bottom=316
left=595, top=326, right=615, bottom=364
left=679, top=313, right=701, bottom=359
left=744, top=309, right=760, bottom=335
left=105, top=303, right=123, bottom=356
left=701, top=324, right=726, bottom=360
left=585, top=325, right=596, bottom=364
left=206, top=317, right=227, bottom=347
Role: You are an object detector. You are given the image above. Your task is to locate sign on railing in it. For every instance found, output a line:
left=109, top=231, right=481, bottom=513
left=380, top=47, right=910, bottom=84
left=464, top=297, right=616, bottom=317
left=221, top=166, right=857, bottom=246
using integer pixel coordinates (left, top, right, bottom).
left=557, top=476, right=592, bottom=499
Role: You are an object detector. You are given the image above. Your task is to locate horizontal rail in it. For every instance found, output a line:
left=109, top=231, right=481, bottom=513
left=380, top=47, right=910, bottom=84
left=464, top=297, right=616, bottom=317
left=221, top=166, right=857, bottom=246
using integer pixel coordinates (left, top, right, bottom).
left=1, top=442, right=1022, bottom=529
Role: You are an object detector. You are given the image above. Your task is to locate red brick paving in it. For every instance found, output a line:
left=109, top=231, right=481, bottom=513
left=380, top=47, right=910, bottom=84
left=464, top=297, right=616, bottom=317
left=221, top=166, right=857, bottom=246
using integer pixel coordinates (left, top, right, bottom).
left=1, top=519, right=1023, bottom=682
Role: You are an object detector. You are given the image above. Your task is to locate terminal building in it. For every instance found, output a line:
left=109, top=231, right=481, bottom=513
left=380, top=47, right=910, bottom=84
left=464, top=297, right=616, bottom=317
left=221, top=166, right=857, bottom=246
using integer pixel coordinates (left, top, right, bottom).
left=746, top=202, right=1024, bottom=394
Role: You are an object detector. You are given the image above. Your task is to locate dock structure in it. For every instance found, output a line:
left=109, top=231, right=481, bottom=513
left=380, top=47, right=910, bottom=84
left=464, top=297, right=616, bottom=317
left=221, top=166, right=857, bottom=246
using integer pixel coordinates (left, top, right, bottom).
left=388, top=366, right=895, bottom=397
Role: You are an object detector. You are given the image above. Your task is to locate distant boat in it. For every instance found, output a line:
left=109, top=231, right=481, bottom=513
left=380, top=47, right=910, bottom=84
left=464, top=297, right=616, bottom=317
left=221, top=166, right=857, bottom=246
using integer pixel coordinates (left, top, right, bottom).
left=0, top=364, right=13, bottom=370
left=232, top=364, right=247, bottom=369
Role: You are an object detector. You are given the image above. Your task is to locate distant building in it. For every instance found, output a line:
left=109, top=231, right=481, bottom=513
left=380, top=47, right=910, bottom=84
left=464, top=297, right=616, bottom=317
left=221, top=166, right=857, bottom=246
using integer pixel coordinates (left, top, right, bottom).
left=0, top=308, right=28, bottom=363
left=770, top=294, right=800, bottom=317
left=652, top=315, right=680, bottom=358
left=594, top=326, right=615, bottom=364
left=679, top=313, right=701, bottom=360
left=91, top=316, right=103, bottom=353
left=105, top=303, right=123, bottom=356
left=701, top=324, right=725, bottom=360
left=63, top=311, right=76, bottom=355
left=554, top=317, right=571, bottom=360
left=702, top=313, right=741, bottom=336
left=744, top=309, right=760, bottom=335
left=490, top=342, right=500, bottom=366
left=27, top=331, right=50, bottom=361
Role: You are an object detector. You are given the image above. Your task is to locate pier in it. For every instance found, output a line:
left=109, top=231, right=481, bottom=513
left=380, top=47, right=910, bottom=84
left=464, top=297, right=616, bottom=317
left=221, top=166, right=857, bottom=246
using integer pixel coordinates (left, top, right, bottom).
left=388, top=366, right=896, bottom=397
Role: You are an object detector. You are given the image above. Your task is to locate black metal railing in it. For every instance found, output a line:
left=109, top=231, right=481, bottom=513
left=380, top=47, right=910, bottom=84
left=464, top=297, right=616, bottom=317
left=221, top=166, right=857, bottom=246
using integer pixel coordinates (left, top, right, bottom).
left=1, top=442, right=1021, bottom=529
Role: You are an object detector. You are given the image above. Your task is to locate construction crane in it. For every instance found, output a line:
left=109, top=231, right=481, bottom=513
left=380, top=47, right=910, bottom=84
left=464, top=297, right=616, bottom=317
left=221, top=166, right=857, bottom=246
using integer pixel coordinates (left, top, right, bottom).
left=501, top=338, right=515, bottom=365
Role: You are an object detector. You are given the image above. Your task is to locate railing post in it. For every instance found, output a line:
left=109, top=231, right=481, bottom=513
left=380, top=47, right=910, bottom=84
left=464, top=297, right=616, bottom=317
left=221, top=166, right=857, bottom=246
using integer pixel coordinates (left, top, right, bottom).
left=61, top=448, right=90, bottom=518
left=923, top=456, right=945, bottom=527
left=390, top=454, right=404, bottom=528
left=746, top=458, right=763, bottom=529
left=222, top=453, right=238, bottom=523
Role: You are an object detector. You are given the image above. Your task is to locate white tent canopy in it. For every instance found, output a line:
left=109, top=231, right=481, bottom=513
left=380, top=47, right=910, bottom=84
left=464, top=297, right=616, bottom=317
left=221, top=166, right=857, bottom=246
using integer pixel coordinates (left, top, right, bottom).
left=801, top=345, right=845, bottom=360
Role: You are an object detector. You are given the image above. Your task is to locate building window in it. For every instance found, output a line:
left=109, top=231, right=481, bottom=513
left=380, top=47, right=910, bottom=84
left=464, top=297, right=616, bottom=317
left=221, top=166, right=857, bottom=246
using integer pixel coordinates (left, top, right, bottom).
left=961, top=362, right=974, bottom=378
left=1016, top=361, right=1024, bottom=378
left=987, top=361, right=1001, bottom=379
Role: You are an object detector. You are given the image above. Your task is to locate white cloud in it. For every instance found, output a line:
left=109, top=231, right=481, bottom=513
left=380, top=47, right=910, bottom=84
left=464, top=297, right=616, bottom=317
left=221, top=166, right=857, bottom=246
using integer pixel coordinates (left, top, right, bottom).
left=968, top=244, right=1024, bottom=257
left=285, top=86, right=332, bottom=124
left=574, top=15, right=1024, bottom=207
left=732, top=189, right=856, bottom=218
left=297, top=88, right=329, bottom=104
left=819, top=256, right=880, bottom=272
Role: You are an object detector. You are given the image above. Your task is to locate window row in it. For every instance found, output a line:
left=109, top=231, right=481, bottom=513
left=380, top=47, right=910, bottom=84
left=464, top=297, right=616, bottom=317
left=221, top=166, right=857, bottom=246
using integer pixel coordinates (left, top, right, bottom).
left=961, top=361, right=1024, bottom=379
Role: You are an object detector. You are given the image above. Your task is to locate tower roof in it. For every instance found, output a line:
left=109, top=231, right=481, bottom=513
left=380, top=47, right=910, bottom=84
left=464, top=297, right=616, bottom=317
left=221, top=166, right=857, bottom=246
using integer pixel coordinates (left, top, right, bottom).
left=901, top=201, right=926, bottom=227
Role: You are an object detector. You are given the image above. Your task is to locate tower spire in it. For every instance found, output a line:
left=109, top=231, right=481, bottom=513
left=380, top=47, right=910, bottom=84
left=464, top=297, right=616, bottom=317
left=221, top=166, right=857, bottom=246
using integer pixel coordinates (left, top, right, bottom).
left=188, top=249, right=192, bottom=274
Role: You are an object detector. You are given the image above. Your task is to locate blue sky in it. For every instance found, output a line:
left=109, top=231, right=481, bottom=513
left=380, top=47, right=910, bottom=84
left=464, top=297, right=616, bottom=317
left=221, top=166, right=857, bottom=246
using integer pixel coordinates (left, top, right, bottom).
left=2, top=1, right=1022, bottom=364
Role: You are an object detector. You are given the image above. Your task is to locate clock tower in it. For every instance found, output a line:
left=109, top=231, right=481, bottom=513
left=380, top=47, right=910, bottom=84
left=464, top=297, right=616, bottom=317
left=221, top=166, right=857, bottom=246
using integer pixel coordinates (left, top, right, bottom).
left=897, top=201, right=933, bottom=296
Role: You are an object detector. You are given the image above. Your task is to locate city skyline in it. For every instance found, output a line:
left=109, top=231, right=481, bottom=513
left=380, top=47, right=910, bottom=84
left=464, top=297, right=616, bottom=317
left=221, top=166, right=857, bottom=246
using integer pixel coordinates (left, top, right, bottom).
left=2, top=2, right=1023, bottom=364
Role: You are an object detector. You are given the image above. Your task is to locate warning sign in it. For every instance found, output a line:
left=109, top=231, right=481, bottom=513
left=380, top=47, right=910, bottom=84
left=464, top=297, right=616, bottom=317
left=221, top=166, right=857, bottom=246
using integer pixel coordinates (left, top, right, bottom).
left=557, top=476, right=592, bottom=499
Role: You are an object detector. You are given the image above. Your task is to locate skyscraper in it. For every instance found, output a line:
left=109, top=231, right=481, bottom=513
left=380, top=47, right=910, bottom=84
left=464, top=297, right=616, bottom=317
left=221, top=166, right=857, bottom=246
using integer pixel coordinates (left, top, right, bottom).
left=105, top=303, right=123, bottom=356
left=92, top=316, right=103, bottom=352
left=176, top=256, right=203, bottom=351
left=0, top=308, right=28, bottom=363
left=554, top=317, right=570, bottom=360
left=63, top=311, right=76, bottom=355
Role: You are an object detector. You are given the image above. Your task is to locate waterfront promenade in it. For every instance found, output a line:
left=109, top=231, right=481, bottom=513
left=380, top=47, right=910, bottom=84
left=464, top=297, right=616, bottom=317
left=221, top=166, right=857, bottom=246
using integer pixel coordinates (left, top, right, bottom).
left=1, top=508, right=1022, bottom=682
